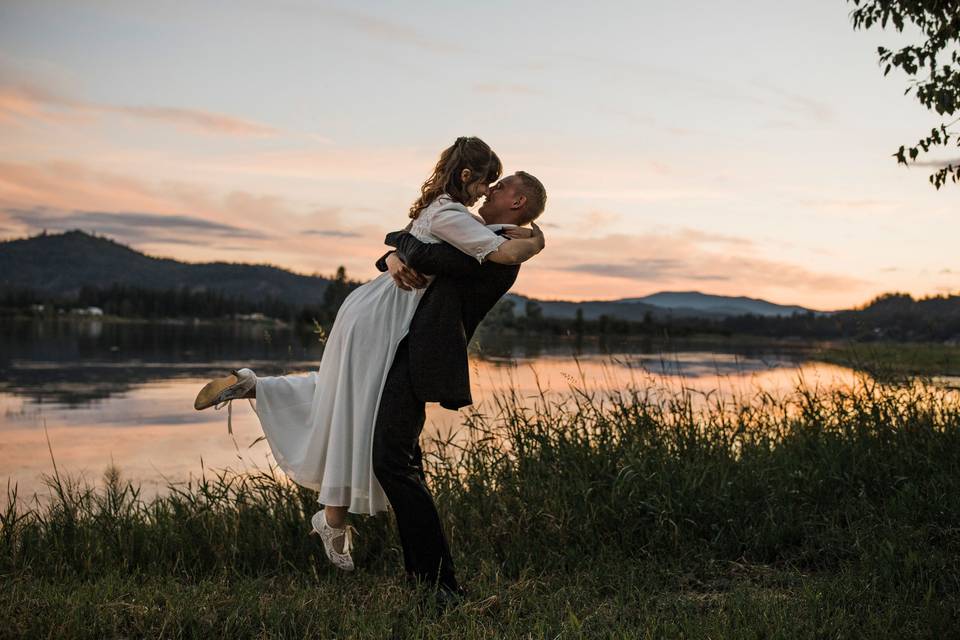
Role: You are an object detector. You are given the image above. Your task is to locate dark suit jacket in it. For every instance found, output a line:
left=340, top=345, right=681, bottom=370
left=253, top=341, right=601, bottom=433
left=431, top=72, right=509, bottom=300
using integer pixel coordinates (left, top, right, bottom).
left=376, top=231, right=519, bottom=409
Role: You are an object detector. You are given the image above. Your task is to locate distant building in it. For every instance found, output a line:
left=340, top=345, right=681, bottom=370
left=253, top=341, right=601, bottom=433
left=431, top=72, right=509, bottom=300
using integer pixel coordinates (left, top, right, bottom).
left=72, top=306, right=104, bottom=316
left=236, top=312, right=267, bottom=322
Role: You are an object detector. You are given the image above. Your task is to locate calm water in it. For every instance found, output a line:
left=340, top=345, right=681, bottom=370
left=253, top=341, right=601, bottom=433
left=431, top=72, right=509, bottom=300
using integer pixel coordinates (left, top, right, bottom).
left=0, top=319, right=860, bottom=499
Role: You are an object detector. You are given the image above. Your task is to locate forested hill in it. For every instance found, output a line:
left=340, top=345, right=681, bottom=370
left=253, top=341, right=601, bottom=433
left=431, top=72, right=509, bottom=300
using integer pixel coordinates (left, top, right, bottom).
left=628, top=291, right=811, bottom=317
left=505, top=291, right=814, bottom=321
left=0, top=230, right=332, bottom=305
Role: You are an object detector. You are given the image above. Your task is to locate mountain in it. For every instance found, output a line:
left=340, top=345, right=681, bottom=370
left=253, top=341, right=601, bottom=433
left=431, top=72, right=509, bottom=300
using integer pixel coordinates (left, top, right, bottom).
left=0, top=230, right=331, bottom=305
left=626, top=291, right=814, bottom=317
left=507, top=291, right=814, bottom=321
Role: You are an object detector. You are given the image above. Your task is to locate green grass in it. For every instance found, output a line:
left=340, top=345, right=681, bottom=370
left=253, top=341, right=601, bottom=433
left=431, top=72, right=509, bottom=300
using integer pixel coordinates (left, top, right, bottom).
left=2, top=378, right=959, bottom=638
left=816, top=342, right=960, bottom=378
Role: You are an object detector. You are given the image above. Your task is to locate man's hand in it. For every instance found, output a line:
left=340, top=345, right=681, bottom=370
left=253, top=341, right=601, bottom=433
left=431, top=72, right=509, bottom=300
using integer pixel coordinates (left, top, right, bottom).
left=531, top=222, right=545, bottom=252
left=386, top=252, right=428, bottom=290
left=501, top=226, right=534, bottom=239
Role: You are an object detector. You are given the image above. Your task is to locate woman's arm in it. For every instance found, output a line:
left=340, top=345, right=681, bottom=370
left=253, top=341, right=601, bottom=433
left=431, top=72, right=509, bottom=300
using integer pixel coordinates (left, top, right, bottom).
left=483, top=223, right=545, bottom=265
left=429, top=203, right=545, bottom=266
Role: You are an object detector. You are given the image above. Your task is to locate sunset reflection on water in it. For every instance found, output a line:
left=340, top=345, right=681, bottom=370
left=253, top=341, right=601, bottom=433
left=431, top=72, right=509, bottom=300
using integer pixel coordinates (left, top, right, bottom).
left=0, top=351, right=859, bottom=500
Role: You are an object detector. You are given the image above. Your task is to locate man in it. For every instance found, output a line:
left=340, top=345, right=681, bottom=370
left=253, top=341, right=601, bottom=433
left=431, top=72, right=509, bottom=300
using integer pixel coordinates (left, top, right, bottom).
left=371, top=171, right=547, bottom=599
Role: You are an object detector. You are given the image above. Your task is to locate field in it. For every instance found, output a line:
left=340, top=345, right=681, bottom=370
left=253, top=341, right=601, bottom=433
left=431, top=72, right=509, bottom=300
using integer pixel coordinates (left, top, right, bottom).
left=815, top=342, right=960, bottom=379
left=2, top=377, right=959, bottom=638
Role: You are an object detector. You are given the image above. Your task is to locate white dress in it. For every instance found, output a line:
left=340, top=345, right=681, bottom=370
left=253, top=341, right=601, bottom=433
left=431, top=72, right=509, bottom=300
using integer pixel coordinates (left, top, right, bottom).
left=253, top=196, right=508, bottom=515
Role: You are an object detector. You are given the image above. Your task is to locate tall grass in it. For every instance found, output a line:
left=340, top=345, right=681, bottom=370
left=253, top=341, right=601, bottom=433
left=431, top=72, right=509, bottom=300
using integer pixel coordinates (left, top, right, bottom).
left=2, top=376, right=959, bottom=638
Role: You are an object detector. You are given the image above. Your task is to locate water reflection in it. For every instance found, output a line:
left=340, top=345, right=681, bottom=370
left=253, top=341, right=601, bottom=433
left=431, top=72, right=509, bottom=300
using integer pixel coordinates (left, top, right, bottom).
left=1, top=318, right=323, bottom=405
left=0, top=320, right=855, bottom=500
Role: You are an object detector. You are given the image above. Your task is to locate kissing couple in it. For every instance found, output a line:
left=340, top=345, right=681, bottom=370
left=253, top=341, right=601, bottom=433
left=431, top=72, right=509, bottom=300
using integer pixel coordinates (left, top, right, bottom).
left=194, top=136, right=546, bottom=600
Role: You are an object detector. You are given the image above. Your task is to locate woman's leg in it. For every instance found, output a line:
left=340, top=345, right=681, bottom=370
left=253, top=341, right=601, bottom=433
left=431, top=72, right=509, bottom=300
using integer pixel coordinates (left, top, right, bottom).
left=324, top=505, right=348, bottom=528
left=322, top=505, right=350, bottom=553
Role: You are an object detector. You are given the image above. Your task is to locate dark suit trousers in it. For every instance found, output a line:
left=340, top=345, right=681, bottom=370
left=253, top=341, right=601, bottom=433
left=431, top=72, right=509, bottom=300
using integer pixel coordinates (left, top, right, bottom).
left=372, top=339, right=458, bottom=591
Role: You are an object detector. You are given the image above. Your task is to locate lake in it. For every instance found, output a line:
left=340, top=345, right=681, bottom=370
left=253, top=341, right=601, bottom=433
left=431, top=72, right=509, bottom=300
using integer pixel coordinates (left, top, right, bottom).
left=0, top=319, right=862, bottom=499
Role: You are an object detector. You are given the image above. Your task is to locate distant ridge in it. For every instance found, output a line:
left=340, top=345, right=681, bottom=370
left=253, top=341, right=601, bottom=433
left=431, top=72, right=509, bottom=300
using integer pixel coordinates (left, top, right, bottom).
left=627, top=291, right=813, bottom=317
left=506, top=290, right=815, bottom=322
left=0, top=230, right=331, bottom=305
left=3, top=230, right=818, bottom=319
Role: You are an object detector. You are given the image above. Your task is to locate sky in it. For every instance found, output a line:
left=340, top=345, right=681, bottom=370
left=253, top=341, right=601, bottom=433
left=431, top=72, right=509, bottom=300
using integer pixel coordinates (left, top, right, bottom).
left=0, top=0, right=956, bottom=311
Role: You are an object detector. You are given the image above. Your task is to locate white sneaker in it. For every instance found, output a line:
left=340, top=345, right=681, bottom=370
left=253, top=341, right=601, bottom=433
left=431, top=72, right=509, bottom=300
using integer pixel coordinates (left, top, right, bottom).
left=310, top=509, right=356, bottom=572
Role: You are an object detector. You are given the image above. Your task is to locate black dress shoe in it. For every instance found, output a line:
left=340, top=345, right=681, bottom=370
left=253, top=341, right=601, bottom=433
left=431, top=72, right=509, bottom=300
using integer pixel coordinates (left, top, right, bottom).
left=417, top=583, right=467, bottom=614
left=437, top=583, right=468, bottom=611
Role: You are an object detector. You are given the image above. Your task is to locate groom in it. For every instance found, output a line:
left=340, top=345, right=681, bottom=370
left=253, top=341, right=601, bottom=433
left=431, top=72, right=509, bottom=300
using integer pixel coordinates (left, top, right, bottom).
left=371, top=171, right=546, bottom=598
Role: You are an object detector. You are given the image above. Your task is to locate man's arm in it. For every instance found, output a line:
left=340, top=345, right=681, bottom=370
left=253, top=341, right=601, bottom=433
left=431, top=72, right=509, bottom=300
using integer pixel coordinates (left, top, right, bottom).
left=386, top=230, right=485, bottom=277
left=375, top=219, right=419, bottom=272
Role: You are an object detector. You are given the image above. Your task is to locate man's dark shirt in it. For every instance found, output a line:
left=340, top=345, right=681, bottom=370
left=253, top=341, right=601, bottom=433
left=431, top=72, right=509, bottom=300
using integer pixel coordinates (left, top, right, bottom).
left=376, top=231, right=519, bottom=409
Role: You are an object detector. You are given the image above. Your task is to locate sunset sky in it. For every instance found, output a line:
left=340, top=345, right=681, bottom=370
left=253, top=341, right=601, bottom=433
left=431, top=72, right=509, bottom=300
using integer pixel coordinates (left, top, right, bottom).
left=1, top=1, right=956, bottom=310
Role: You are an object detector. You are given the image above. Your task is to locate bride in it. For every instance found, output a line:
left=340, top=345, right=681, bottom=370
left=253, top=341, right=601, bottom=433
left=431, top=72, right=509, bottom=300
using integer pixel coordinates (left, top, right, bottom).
left=194, top=137, right=545, bottom=570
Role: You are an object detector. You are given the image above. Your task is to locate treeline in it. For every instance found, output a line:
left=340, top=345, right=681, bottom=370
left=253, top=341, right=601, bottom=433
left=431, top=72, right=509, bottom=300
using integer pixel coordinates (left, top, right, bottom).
left=718, top=293, right=960, bottom=342
left=480, top=298, right=671, bottom=337
left=481, top=293, right=960, bottom=343
left=5, top=281, right=960, bottom=343
left=0, top=266, right=362, bottom=327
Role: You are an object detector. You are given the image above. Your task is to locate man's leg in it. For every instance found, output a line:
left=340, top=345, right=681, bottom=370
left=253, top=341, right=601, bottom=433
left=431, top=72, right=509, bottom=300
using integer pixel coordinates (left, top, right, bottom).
left=372, top=340, right=458, bottom=591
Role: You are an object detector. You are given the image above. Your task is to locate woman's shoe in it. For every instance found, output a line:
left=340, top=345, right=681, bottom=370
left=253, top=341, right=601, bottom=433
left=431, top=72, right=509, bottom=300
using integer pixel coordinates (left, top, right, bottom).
left=194, top=368, right=257, bottom=434
left=310, top=509, right=357, bottom=572
left=194, top=368, right=256, bottom=410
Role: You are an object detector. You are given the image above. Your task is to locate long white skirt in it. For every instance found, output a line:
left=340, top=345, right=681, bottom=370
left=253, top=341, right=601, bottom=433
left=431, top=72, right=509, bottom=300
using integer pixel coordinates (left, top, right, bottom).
left=253, top=272, right=426, bottom=515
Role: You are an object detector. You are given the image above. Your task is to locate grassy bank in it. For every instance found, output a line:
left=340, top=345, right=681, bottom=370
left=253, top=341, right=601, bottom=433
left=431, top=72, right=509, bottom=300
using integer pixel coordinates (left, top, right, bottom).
left=2, top=379, right=959, bottom=638
left=815, top=342, right=960, bottom=378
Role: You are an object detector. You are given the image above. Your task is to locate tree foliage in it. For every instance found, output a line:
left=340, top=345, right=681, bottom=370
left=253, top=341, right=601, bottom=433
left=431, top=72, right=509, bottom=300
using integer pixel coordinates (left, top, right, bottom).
left=848, top=0, right=960, bottom=188
left=0, top=266, right=362, bottom=327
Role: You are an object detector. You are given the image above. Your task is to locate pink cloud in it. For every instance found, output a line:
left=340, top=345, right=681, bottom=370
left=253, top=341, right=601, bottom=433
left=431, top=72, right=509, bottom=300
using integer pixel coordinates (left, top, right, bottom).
left=188, top=146, right=438, bottom=186
left=321, top=8, right=463, bottom=54
left=0, top=84, right=278, bottom=136
left=582, top=210, right=620, bottom=229
left=0, top=160, right=381, bottom=279
left=0, top=87, right=50, bottom=123
left=99, top=105, right=278, bottom=136
left=511, top=230, right=870, bottom=309
left=473, top=83, right=542, bottom=95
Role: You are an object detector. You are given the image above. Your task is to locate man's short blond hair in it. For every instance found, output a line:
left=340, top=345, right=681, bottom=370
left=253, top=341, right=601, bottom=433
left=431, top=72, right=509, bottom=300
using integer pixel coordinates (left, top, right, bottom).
left=514, top=171, right=546, bottom=224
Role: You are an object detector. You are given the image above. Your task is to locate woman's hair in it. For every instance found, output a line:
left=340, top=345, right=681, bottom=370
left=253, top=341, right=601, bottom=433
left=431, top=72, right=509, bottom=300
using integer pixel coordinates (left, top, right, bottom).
left=409, top=137, right=502, bottom=219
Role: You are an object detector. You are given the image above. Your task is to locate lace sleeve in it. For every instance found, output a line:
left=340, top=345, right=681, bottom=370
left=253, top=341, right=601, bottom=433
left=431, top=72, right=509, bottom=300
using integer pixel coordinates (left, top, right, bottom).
left=428, top=203, right=507, bottom=263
